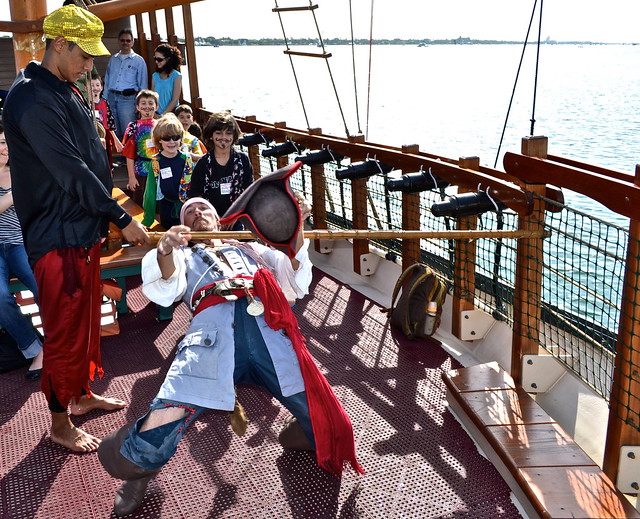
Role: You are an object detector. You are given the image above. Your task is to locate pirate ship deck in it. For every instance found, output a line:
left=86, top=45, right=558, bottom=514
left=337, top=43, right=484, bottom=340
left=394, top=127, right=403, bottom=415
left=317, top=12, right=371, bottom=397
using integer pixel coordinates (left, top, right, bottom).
left=3, top=0, right=640, bottom=518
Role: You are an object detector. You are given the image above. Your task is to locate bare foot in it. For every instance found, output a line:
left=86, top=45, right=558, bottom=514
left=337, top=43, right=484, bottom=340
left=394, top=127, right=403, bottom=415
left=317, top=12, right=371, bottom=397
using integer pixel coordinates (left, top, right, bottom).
left=50, top=413, right=101, bottom=452
left=69, top=393, right=127, bottom=416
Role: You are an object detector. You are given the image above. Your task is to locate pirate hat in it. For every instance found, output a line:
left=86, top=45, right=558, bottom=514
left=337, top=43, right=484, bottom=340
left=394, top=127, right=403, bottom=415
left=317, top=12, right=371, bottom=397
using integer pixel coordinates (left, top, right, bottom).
left=220, top=162, right=303, bottom=257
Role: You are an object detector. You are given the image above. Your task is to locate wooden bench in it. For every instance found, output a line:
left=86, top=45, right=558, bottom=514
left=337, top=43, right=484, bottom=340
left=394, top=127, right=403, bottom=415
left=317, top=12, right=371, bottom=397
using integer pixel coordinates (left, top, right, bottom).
left=9, top=188, right=173, bottom=321
left=442, top=361, right=640, bottom=519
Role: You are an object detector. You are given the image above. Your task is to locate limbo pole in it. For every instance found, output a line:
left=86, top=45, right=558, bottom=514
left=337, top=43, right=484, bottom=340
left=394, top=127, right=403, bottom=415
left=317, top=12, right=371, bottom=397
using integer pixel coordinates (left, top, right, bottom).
left=147, top=229, right=548, bottom=242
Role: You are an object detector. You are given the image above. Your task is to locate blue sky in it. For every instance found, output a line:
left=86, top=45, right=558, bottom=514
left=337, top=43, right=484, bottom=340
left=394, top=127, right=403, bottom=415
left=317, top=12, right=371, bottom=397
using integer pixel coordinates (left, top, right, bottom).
left=1, top=0, right=639, bottom=43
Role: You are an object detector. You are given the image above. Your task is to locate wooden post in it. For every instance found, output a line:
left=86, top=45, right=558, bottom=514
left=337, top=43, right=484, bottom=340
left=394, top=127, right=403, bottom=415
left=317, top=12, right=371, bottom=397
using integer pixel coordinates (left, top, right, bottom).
left=148, top=11, right=160, bottom=46
left=9, top=0, right=47, bottom=72
left=243, top=116, right=261, bottom=179
left=351, top=175, right=369, bottom=275
left=510, top=137, right=548, bottom=383
left=451, top=156, right=480, bottom=339
left=306, top=128, right=328, bottom=253
left=274, top=122, right=289, bottom=171
left=165, top=8, right=178, bottom=46
left=182, top=4, right=200, bottom=106
left=134, top=14, right=150, bottom=86
left=401, top=144, right=421, bottom=270
left=603, top=163, right=640, bottom=484
left=521, top=135, right=548, bottom=159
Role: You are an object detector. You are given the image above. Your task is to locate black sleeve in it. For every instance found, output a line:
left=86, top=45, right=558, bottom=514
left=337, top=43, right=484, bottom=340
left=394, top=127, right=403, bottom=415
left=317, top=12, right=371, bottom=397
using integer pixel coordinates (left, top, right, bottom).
left=188, top=154, right=207, bottom=198
left=241, top=152, right=254, bottom=189
left=16, top=91, right=132, bottom=229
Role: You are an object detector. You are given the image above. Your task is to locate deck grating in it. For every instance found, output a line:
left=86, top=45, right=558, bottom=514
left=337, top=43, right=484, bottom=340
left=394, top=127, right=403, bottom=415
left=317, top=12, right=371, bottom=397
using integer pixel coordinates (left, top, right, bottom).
left=0, top=269, right=522, bottom=518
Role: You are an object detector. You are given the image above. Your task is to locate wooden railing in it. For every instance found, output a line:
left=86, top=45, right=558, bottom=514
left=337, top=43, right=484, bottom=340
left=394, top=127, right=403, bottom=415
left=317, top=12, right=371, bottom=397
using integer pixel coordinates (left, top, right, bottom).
left=221, top=113, right=640, bottom=490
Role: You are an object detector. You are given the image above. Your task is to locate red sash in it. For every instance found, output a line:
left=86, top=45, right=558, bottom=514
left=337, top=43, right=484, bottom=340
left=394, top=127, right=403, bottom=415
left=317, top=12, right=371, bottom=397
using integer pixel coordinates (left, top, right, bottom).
left=192, top=270, right=364, bottom=476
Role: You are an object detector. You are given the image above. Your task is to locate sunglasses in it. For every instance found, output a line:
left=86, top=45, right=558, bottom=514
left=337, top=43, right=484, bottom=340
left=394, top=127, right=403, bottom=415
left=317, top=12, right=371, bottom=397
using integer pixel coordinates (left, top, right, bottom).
left=161, top=134, right=182, bottom=142
left=154, top=56, right=167, bottom=62
left=119, top=39, right=132, bottom=43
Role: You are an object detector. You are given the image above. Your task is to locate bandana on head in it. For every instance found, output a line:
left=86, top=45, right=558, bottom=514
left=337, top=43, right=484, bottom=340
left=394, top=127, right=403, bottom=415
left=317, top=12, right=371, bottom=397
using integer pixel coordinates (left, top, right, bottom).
left=180, top=197, right=218, bottom=225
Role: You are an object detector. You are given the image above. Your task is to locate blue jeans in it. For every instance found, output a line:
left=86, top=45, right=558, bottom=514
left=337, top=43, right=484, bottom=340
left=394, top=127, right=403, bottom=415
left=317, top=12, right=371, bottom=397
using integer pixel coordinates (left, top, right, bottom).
left=0, top=242, right=41, bottom=358
left=121, top=298, right=314, bottom=470
left=106, top=92, right=137, bottom=138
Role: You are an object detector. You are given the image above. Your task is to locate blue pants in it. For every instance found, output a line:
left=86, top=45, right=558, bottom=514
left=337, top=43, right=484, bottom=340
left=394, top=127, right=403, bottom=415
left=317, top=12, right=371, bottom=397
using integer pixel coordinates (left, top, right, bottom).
left=121, top=298, right=314, bottom=470
left=0, top=242, right=40, bottom=358
left=107, top=92, right=137, bottom=138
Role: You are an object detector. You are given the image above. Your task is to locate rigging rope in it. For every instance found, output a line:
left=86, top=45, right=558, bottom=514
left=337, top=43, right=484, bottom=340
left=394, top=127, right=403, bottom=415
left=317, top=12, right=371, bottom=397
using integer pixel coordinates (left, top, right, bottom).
left=273, top=0, right=311, bottom=130
left=310, top=4, right=351, bottom=136
left=365, top=0, right=375, bottom=139
left=348, top=0, right=363, bottom=135
left=530, top=0, right=544, bottom=136
left=493, top=0, right=541, bottom=168
left=273, top=0, right=351, bottom=137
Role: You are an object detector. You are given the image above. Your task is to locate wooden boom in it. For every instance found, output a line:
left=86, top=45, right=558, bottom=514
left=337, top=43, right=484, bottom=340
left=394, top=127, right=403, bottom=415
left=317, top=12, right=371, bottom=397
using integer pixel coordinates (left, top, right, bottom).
left=148, top=229, right=548, bottom=242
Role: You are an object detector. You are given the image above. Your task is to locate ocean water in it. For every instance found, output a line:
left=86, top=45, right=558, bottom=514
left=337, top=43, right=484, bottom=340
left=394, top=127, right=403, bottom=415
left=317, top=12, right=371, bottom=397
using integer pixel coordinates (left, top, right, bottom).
left=190, top=43, right=640, bottom=224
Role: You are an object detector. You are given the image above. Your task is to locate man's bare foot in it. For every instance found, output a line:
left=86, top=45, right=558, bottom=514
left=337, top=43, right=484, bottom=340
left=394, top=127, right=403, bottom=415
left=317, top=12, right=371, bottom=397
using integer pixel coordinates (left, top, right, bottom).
left=69, top=393, right=127, bottom=416
left=51, top=412, right=101, bottom=453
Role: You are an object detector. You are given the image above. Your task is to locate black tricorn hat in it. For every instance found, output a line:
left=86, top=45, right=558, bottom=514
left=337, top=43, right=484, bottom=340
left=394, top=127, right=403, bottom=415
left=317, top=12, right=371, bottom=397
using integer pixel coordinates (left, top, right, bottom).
left=220, top=161, right=303, bottom=257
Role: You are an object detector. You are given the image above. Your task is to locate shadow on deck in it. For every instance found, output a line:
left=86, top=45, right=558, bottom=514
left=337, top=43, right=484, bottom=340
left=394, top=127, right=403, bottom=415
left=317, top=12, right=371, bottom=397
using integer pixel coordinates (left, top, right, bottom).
left=0, top=269, right=522, bottom=518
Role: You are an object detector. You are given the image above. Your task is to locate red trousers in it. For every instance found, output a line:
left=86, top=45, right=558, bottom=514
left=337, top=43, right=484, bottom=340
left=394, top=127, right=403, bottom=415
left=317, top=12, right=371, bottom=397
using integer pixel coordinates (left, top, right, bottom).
left=34, top=244, right=103, bottom=411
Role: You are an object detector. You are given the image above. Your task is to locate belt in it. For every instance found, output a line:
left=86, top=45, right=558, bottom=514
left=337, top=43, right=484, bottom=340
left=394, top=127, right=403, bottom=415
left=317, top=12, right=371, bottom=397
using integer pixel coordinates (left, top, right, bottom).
left=192, top=277, right=255, bottom=312
left=111, top=89, right=137, bottom=96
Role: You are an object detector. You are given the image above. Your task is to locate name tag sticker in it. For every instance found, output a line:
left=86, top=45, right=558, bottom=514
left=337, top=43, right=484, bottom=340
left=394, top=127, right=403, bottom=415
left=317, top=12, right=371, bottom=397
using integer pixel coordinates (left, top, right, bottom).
left=220, top=182, right=231, bottom=195
left=146, top=139, right=155, bottom=149
left=160, top=167, right=173, bottom=179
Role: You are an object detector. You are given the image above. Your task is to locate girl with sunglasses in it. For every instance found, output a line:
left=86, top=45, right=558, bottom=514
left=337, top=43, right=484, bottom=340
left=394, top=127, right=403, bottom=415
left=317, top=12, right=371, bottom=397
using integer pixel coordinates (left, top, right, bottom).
left=142, top=114, right=194, bottom=228
left=152, top=44, right=183, bottom=117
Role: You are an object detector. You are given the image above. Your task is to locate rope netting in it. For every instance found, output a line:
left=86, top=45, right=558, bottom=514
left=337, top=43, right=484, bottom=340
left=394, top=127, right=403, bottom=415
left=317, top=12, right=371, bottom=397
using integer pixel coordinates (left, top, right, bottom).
left=251, top=152, right=637, bottom=430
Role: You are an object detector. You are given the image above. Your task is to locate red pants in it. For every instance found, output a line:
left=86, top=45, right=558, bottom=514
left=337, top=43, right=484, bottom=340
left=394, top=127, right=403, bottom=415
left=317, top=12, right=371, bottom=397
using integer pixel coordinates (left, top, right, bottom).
left=34, top=244, right=103, bottom=411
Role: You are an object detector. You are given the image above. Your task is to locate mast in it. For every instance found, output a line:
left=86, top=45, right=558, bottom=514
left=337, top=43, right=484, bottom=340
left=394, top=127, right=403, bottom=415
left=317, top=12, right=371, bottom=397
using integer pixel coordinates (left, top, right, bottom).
left=8, top=0, right=47, bottom=72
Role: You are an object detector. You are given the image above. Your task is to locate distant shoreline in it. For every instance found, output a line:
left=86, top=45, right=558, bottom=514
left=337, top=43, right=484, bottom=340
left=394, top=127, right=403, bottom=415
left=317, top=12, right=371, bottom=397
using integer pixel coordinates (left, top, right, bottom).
left=0, top=35, right=635, bottom=46
left=192, top=36, right=638, bottom=46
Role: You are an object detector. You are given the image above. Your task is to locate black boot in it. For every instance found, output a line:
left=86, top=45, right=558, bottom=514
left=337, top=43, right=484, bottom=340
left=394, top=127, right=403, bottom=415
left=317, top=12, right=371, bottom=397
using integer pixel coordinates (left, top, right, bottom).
left=98, top=423, right=161, bottom=517
left=278, top=416, right=314, bottom=451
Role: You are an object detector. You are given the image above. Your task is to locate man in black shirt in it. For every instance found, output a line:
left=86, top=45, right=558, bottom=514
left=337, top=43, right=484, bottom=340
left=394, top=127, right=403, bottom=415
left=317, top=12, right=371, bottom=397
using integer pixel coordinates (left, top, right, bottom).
left=3, top=5, right=150, bottom=453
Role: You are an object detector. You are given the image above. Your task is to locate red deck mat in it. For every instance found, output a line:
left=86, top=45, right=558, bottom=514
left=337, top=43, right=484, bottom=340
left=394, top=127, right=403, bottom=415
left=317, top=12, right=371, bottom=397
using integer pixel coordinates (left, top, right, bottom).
left=0, top=269, right=522, bottom=518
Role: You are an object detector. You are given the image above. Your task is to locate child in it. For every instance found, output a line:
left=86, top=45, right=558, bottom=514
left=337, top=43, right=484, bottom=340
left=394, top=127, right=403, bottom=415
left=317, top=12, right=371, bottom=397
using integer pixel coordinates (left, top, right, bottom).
left=188, top=111, right=253, bottom=217
left=121, top=90, right=160, bottom=207
left=174, top=104, right=206, bottom=163
left=143, top=113, right=193, bottom=228
left=90, top=73, right=123, bottom=172
left=175, top=104, right=202, bottom=138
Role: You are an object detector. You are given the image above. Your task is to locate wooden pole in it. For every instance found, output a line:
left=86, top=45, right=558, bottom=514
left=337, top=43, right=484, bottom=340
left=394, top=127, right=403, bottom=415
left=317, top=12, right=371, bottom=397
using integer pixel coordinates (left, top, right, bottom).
left=401, top=144, right=421, bottom=270
left=451, top=156, right=481, bottom=339
left=182, top=3, right=200, bottom=106
left=603, top=163, right=640, bottom=484
left=9, top=0, right=47, bottom=72
left=509, top=136, right=548, bottom=383
left=147, top=229, right=548, bottom=242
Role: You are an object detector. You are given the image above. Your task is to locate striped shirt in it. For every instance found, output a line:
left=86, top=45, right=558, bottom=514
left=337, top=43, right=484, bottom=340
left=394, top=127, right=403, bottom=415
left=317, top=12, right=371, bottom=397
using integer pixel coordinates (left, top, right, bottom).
left=0, top=186, right=24, bottom=244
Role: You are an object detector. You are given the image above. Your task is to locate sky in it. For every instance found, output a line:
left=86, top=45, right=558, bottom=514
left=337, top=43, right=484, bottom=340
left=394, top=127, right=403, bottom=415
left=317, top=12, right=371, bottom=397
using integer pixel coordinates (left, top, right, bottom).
left=1, top=0, right=639, bottom=44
